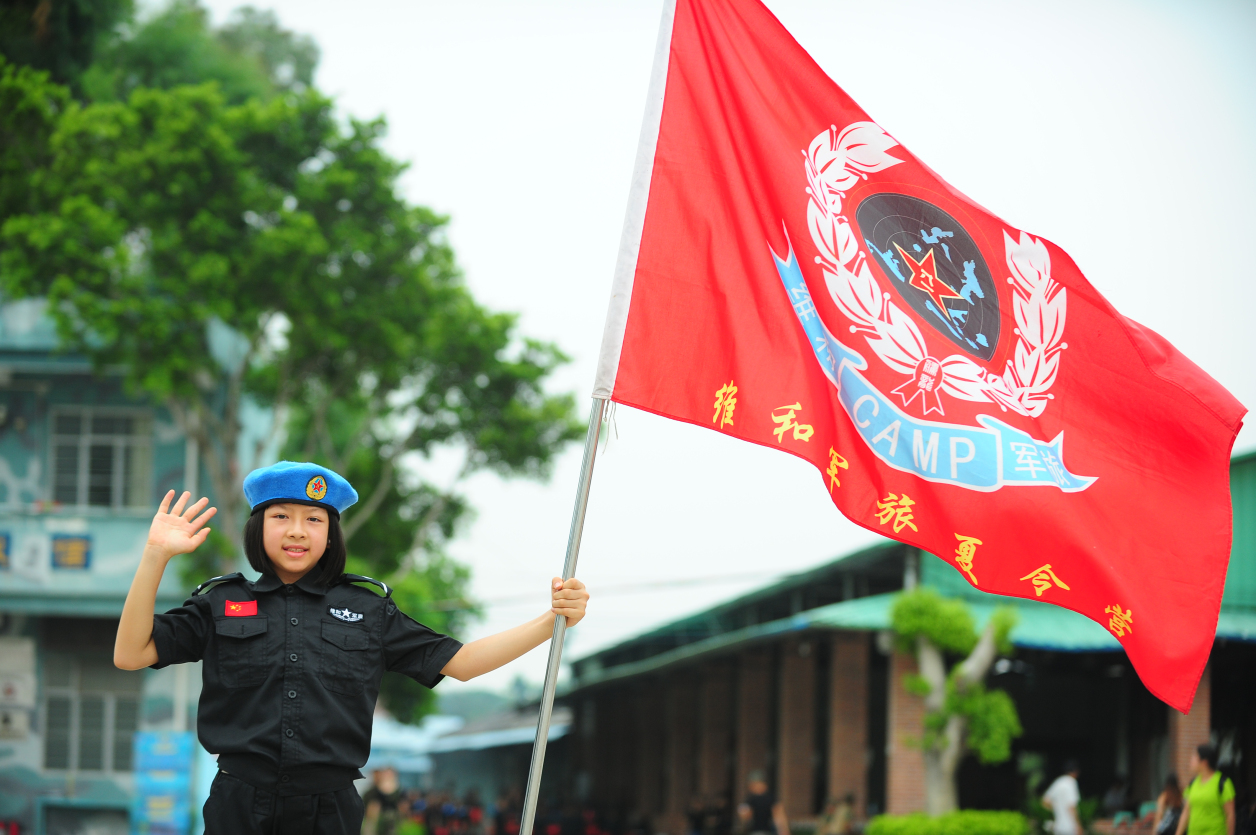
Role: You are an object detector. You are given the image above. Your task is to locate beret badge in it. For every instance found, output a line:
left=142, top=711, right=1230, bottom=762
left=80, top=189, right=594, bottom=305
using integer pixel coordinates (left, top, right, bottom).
left=306, top=475, right=328, bottom=501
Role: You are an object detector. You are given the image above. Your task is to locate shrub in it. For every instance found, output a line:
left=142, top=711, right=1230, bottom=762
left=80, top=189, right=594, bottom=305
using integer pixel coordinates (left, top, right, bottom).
left=866, top=810, right=1029, bottom=835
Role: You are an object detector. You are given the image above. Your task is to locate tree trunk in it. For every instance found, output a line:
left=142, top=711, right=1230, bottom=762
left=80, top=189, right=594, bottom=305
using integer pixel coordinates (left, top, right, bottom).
left=170, top=398, right=248, bottom=574
left=924, top=713, right=966, bottom=814
left=916, top=621, right=1003, bottom=816
left=917, top=635, right=962, bottom=815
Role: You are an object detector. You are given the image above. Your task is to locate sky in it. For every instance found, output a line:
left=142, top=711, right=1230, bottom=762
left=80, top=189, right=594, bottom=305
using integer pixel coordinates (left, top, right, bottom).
left=197, top=0, right=1256, bottom=695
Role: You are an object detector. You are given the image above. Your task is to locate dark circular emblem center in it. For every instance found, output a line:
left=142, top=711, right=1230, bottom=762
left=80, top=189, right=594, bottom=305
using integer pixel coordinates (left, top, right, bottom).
left=854, top=193, right=999, bottom=361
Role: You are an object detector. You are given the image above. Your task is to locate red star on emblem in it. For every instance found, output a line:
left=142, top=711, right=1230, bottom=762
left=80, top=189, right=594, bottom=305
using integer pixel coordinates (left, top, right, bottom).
left=893, top=242, right=963, bottom=324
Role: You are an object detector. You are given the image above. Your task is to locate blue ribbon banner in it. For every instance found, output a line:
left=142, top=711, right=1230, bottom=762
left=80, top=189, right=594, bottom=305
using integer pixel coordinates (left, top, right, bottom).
left=771, top=246, right=1095, bottom=493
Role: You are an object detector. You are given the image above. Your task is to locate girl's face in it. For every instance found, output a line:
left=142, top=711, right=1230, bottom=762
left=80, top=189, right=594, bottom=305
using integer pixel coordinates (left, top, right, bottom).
left=263, top=503, right=329, bottom=584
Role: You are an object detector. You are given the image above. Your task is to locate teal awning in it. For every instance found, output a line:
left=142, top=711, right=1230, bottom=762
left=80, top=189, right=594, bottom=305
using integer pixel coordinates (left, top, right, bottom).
left=805, top=592, right=1120, bottom=652
left=805, top=592, right=1256, bottom=651
left=1217, top=607, right=1256, bottom=641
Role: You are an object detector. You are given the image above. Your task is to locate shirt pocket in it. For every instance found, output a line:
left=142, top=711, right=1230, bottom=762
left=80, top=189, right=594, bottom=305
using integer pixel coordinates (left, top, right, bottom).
left=319, top=621, right=372, bottom=694
left=214, top=617, right=270, bottom=688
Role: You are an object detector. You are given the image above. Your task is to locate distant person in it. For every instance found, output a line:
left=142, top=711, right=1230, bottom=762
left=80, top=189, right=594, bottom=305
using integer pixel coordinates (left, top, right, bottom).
left=1155, top=774, right=1184, bottom=835
left=738, top=771, right=788, bottom=835
left=688, top=795, right=707, bottom=835
left=1104, top=777, right=1129, bottom=816
left=363, top=766, right=406, bottom=835
left=1042, top=760, right=1082, bottom=835
left=704, top=793, right=733, bottom=835
left=1176, top=744, right=1235, bottom=835
left=817, top=794, right=855, bottom=835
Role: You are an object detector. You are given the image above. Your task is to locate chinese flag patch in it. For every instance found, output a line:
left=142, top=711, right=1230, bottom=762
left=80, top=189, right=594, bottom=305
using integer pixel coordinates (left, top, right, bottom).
left=225, top=600, right=257, bottom=617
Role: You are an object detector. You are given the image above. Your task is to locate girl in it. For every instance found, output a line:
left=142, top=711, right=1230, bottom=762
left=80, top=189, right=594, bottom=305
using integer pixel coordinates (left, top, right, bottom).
left=114, top=461, right=590, bottom=835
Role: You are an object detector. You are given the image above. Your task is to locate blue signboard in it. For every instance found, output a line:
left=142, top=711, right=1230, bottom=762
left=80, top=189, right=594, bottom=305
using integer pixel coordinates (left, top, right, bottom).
left=51, top=534, right=91, bottom=570
left=132, top=731, right=195, bottom=835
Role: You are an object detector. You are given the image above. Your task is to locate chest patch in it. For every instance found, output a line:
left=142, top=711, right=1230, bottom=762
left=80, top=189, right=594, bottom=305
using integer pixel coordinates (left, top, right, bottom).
left=225, top=600, right=257, bottom=617
left=329, top=606, right=363, bottom=623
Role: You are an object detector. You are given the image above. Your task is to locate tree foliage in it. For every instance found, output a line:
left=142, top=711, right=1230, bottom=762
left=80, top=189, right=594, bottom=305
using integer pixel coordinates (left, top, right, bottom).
left=1, top=73, right=578, bottom=555
left=80, top=1, right=317, bottom=104
left=867, top=811, right=1029, bottom=835
left=0, top=1, right=581, bottom=723
left=892, top=587, right=980, bottom=655
left=0, top=56, right=68, bottom=223
left=0, top=0, right=133, bottom=92
left=890, top=587, right=1022, bottom=814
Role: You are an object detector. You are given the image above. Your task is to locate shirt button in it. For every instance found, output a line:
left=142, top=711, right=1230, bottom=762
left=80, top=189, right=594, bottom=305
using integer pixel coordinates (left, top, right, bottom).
left=290, top=617, right=298, bottom=626
left=285, top=728, right=294, bottom=738
left=281, top=774, right=291, bottom=783
left=286, top=586, right=294, bottom=594
left=289, top=653, right=298, bottom=662
left=287, top=690, right=297, bottom=699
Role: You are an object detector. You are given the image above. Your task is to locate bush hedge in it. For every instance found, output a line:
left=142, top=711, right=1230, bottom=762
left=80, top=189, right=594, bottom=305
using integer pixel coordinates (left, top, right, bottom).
left=866, top=810, right=1029, bottom=835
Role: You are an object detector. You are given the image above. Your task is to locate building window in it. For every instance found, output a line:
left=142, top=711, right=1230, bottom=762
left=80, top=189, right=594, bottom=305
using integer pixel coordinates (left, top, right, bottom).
left=50, top=410, right=153, bottom=509
left=42, top=652, right=141, bottom=773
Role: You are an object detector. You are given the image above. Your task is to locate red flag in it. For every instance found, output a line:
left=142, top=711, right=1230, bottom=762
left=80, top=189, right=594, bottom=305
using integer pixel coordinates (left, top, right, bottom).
left=594, top=0, right=1245, bottom=711
left=225, top=600, right=258, bottom=617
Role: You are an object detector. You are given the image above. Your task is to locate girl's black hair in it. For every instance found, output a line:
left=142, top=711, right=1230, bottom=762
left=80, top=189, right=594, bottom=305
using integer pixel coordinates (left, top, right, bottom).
left=244, top=502, right=346, bottom=587
left=1197, top=743, right=1220, bottom=770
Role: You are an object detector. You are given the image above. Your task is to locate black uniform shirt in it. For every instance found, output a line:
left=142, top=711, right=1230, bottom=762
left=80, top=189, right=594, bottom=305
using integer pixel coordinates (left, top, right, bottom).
left=150, top=572, right=461, bottom=772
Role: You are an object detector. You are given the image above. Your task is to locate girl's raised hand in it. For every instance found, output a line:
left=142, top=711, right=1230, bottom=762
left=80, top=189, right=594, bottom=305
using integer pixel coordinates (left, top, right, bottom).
left=147, top=490, right=217, bottom=561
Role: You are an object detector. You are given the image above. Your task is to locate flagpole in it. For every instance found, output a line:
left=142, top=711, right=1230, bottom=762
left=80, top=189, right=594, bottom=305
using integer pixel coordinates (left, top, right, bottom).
left=519, top=396, right=607, bottom=835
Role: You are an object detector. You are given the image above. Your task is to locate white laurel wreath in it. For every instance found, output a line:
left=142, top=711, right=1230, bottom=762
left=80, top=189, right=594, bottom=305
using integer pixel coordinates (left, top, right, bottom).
left=803, top=122, right=1067, bottom=418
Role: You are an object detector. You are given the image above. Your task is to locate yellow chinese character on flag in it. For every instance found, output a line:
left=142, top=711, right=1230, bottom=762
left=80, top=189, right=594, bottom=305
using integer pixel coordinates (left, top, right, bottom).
left=1018, top=564, right=1071, bottom=597
left=826, top=448, right=848, bottom=493
left=771, top=402, right=814, bottom=443
left=1105, top=604, right=1133, bottom=637
left=953, top=534, right=981, bottom=585
left=874, top=493, right=918, bottom=533
left=712, top=380, right=738, bottom=428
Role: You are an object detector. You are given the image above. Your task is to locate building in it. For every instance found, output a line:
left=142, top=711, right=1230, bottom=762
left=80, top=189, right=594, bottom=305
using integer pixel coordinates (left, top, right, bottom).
left=0, top=298, right=247, bottom=833
left=564, top=452, right=1256, bottom=832
left=427, top=706, right=573, bottom=804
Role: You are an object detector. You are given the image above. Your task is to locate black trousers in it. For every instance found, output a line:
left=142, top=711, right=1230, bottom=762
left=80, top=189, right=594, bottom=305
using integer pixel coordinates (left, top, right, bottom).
left=203, top=771, right=364, bottom=835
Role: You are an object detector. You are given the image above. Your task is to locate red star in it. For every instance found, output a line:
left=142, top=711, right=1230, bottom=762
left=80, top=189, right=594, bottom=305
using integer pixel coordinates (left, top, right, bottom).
left=893, top=242, right=963, bottom=324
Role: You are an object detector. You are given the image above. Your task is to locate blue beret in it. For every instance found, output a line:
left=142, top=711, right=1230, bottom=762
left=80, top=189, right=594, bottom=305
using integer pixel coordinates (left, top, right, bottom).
left=243, top=461, right=358, bottom=516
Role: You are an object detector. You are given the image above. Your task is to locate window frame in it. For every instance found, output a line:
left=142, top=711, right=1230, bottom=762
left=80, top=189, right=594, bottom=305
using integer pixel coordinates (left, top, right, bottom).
left=40, top=654, right=140, bottom=775
left=47, top=406, right=154, bottom=512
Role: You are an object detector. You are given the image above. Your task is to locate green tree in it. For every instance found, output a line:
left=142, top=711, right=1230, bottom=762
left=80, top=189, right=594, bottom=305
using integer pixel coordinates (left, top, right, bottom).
left=80, top=1, right=317, bottom=104
left=891, top=587, right=1023, bottom=815
left=0, top=77, right=579, bottom=582
left=0, top=0, right=132, bottom=92
left=1, top=4, right=581, bottom=723
left=0, top=56, right=67, bottom=225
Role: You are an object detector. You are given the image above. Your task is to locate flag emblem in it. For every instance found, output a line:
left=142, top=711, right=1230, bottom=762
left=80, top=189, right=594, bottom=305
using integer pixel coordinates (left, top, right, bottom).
left=306, top=475, right=328, bottom=501
left=855, top=194, right=999, bottom=361
left=225, top=600, right=257, bottom=617
left=770, top=121, right=1094, bottom=492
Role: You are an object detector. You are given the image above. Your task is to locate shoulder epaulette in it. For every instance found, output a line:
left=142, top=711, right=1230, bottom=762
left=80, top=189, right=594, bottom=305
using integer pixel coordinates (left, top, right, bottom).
left=340, top=573, right=392, bottom=597
left=192, top=572, right=245, bottom=596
